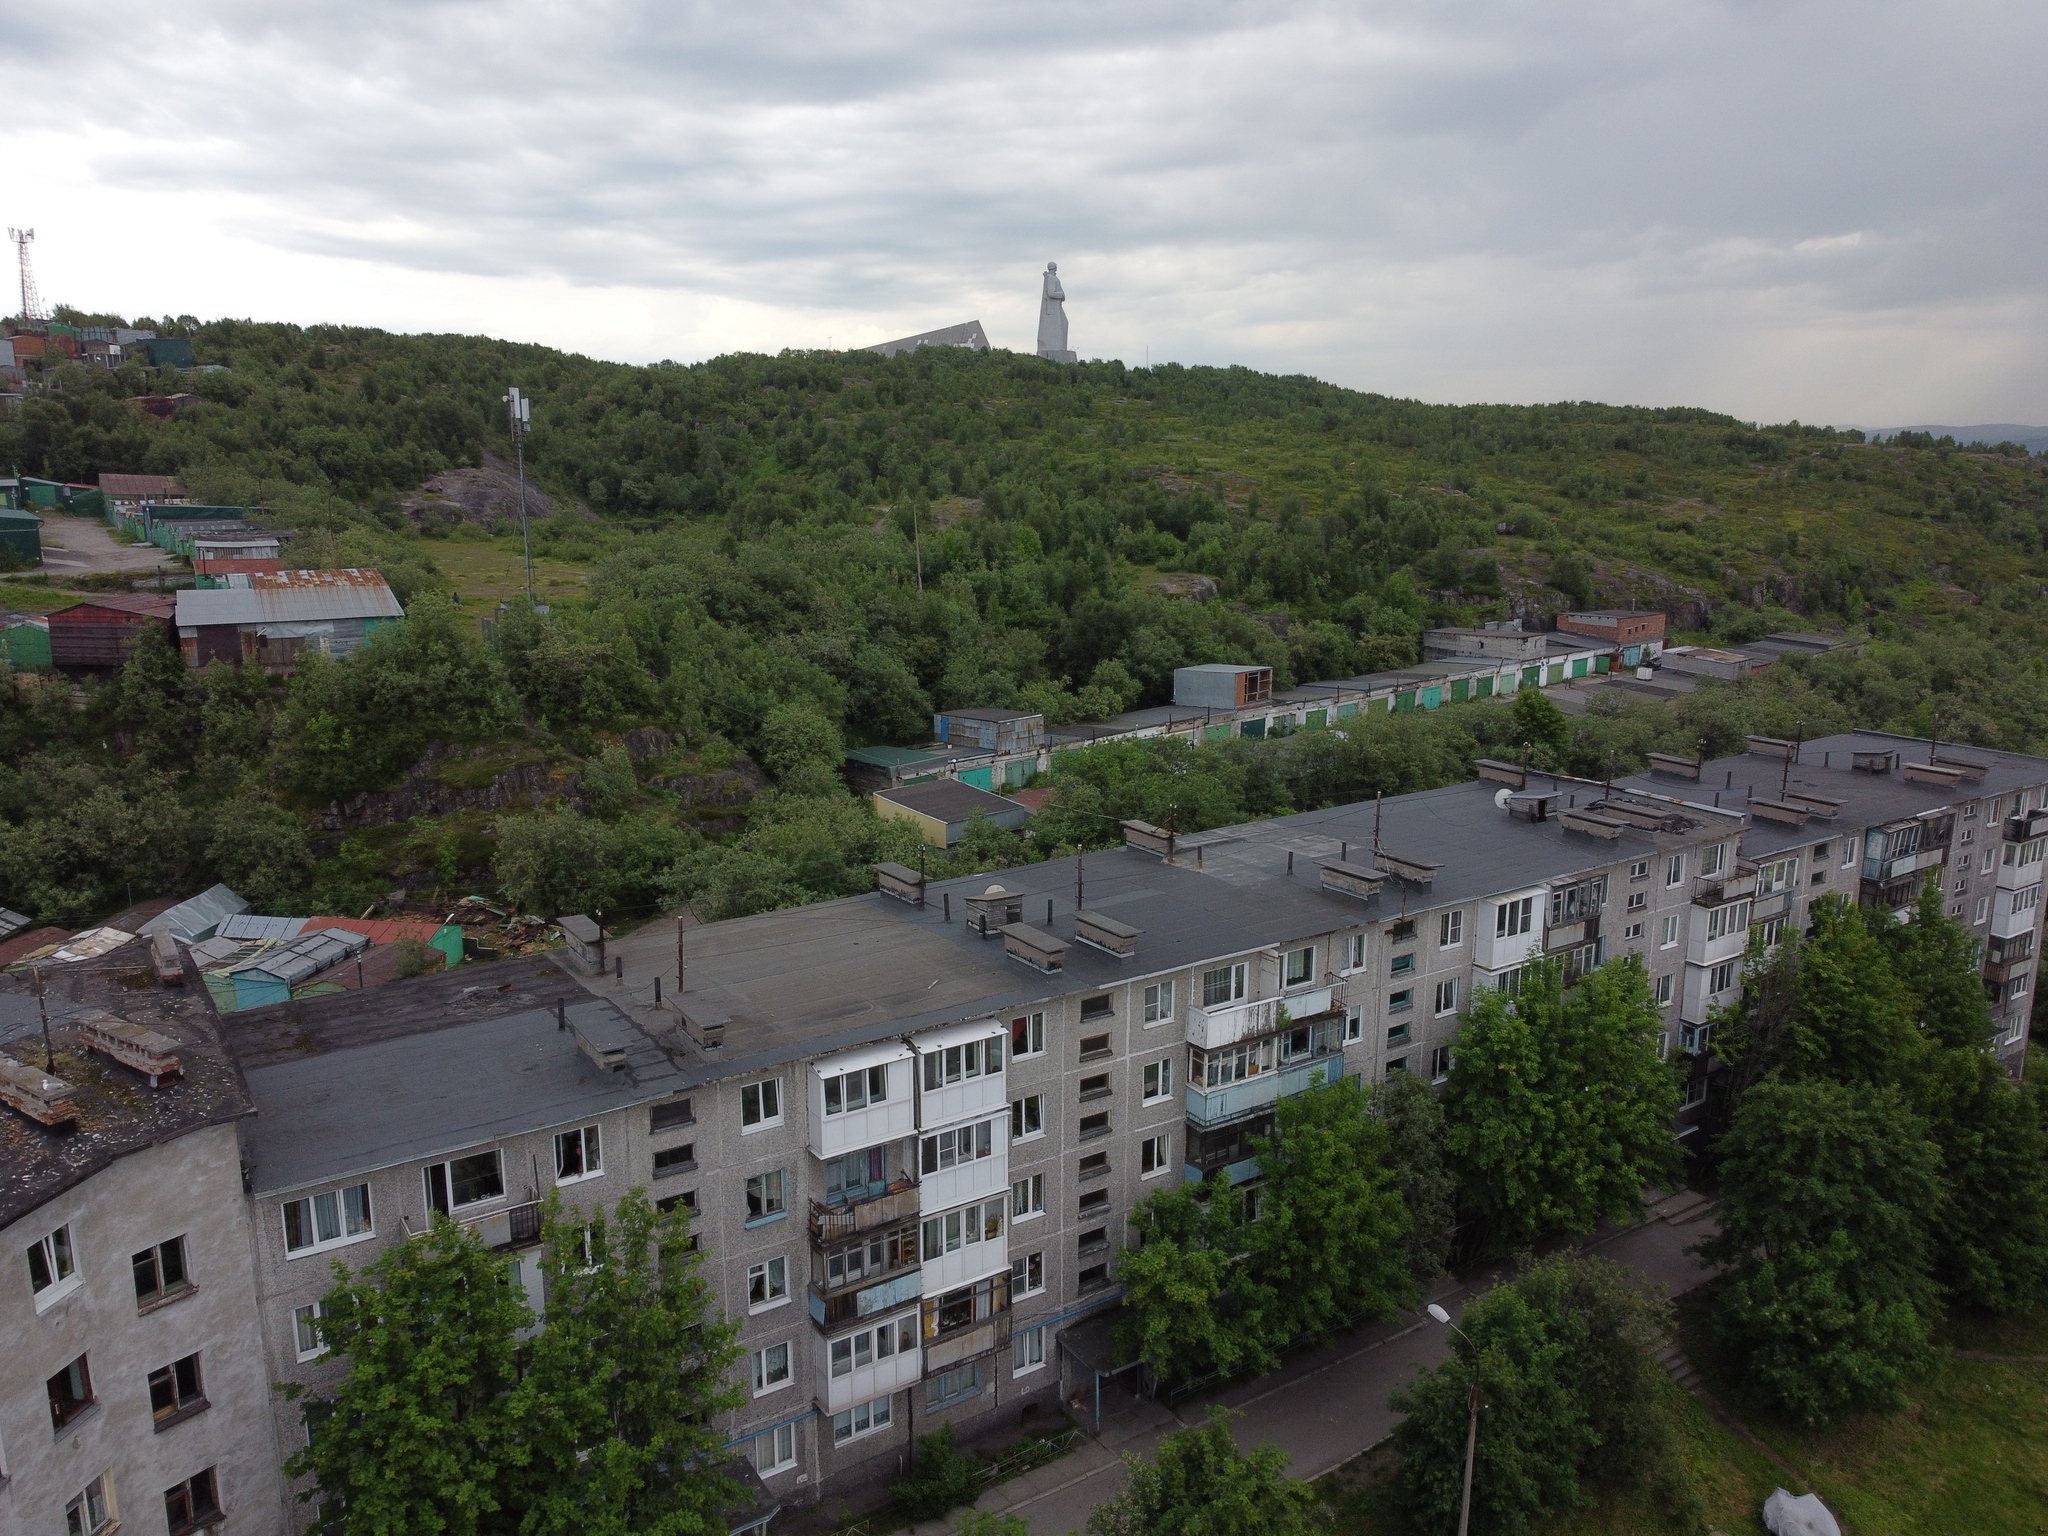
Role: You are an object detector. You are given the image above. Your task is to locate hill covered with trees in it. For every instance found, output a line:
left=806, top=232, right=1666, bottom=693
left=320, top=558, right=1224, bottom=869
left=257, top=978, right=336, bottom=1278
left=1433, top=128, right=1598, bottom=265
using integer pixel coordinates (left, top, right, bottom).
left=2, top=312, right=2046, bottom=926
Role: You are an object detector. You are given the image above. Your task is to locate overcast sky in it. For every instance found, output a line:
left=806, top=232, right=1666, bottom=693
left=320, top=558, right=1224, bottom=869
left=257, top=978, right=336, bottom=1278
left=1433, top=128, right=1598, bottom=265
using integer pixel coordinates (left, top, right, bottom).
left=5, top=1, right=2043, bottom=424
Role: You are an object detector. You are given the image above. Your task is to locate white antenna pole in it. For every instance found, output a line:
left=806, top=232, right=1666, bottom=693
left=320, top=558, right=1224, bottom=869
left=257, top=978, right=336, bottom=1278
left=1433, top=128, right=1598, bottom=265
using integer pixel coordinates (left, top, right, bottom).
left=504, top=387, right=533, bottom=604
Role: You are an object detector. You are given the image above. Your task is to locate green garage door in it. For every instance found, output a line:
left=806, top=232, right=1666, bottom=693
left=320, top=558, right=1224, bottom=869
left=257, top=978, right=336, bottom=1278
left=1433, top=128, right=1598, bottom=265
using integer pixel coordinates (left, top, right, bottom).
left=1475, top=676, right=1493, bottom=698
left=1450, top=679, right=1469, bottom=703
left=959, top=766, right=993, bottom=790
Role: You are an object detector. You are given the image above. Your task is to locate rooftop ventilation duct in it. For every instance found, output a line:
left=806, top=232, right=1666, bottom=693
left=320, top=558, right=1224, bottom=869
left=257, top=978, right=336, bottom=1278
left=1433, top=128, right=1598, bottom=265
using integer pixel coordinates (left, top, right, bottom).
left=1320, top=859, right=1386, bottom=902
left=1073, top=910, right=1140, bottom=958
left=76, top=1012, right=183, bottom=1087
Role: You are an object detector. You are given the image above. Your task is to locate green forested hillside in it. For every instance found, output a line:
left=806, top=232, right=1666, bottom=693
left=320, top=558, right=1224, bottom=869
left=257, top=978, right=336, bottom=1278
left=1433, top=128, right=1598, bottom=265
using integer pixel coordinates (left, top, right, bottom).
left=3, top=313, right=2046, bottom=928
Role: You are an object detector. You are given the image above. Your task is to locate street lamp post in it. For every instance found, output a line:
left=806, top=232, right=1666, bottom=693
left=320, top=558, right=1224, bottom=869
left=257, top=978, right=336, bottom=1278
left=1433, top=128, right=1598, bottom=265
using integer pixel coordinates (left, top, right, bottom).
left=1428, top=1302, right=1482, bottom=1536
left=503, top=386, right=533, bottom=604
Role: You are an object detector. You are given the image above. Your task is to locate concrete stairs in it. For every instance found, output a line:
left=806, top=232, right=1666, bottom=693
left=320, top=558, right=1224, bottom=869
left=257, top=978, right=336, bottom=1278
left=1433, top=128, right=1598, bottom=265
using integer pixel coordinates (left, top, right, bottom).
left=1655, top=1338, right=1702, bottom=1394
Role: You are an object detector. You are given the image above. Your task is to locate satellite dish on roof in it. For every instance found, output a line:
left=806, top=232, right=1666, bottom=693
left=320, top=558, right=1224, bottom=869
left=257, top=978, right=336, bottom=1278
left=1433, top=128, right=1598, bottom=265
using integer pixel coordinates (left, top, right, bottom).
left=1494, top=787, right=1514, bottom=810
left=984, top=884, right=1008, bottom=895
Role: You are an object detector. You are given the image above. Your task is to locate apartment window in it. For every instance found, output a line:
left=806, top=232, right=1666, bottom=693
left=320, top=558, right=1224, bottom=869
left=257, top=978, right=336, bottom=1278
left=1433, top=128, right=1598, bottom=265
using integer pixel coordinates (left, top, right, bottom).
left=1843, top=841, right=1859, bottom=869
left=926, top=1361, right=983, bottom=1409
left=1438, top=911, right=1464, bottom=949
left=1143, top=980, right=1175, bottom=1023
left=1386, top=1021, right=1410, bottom=1045
left=292, top=1302, right=327, bottom=1362
left=1079, top=1150, right=1111, bottom=1181
left=1388, top=988, right=1414, bottom=1013
left=1014, top=1323, right=1048, bottom=1374
left=1706, top=901, right=1751, bottom=942
left=1959, top=828, right=1975, bottom=847
left=1142, top=1058, right=1174, bottom=1102
left=2019, top=885, right=2043, bottom=916
left=653, top=1143, right=696, bottom=1177
left=1623, top=922, right=1644, bottom=942
left=748, top=1257, right=789, bottom=1310
left=1011, top=1011, right=1046, bottom=1057
left=745, top=1171, right=787, bottom=1223
left=1202, top=963, right=1247, bottom=1007
left=921, top=1118, right=997, bottom=1172
left=741, top=1079, right=783, bottom=1130
left=1079, top=1111, right=1111, bottom=1140
left=921, top=1198, right=1006, bottom=1259
left=1710, top=961, right=1737, bottom=995
left=1285, top=945, right=1315, bottom=985
left=1756, top=858, right=1799, bottom=897
left=1954, top=875, right=1969, bottom=894
left=1011, top=1249, right=1045, bottom=1297
left=132, top=1237, right=190, bottom=1308
left=925, top=1037, right=1000, bottom=1090
left=1077, top=1262, right=1111, bottom=1293
left=1430, top=1045, right=1451, bottom=1082
left=1078, top=1033, right=1111, bottom=1061
left=1012, top=1173, right=1045, bottom=1219
left=1654, top=973, right=1674, bottom=1007
left=1759, top=916, right=1787, bottom=949
left=1080, top=995, right=1115, bottom=1024
left=65, top=1474, right=114, bottom=1536
left=1659, top=915, right=1679, bottom=948
left=2009, top=969, right=2032, bottom=1001
left=1433, top=979, right=1458, bottom=1016
left=1626, top=890, right=1646, bottom=912
left=1700, top=843, right=1727, bottom=878
left=148, top=1353, right=206, bottom=1426
left=1345, top=1006, right=1363, bottom=1042
left=1495, top=897, right=1533, bottom=938
left=1385, top=1057, right=1408, bottom=1078
left=1389, top=952, right=1416, bottom=976
left=830, top=1313, right=916, bottom=1377
left=284, top=1183, right=373, bottom=1255
left=751, top=1342, right=792, bottom=1394
left=1346, top=934, right=1367, bottom=969
left=48, top=1353, right=95, bottom=1431
left=1079, top=1073, right=1111, bottom=1101
left=1628, top=859, right=1650, bottom=881
left=1493, top=966, right=1524, bottom=995
left=751, top=1420, right=797, bottom=1475
left=1011, top=1093, right=1044, bottom=1139
left=823, top=1063, right=889, bottom=1115
left=1950, top=901, right=1966, bottom=918
left=1140, top=1133, right=1172, bottom=1177
left=833, top=1394, right=894, bottom=1445
left=1983, top=849, right=1996, bottom=875
left=29, top=1223, right=80, bottom=1309
left=1975, top=896, right=1991, bottom=924
left=1683, top=1076, right=1707, bottom=1108
left=1078, top=1188, right=1111, bottom=1217
left=649, top=1096, right=694, bottom=1132
left=555, top=1125, right=602, bottom=1183
left=426, top=1152, right=503, bottom=1217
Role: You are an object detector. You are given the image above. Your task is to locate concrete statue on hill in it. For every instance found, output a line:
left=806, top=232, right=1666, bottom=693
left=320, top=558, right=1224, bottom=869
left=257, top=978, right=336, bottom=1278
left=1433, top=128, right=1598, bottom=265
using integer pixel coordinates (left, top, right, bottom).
left=1036, top=262, right=1076, bottom=363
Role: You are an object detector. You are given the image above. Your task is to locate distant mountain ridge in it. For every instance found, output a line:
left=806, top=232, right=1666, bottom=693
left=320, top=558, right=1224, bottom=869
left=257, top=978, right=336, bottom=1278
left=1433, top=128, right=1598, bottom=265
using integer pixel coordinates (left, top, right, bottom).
left=1863, top=424, right=2048, bottom=454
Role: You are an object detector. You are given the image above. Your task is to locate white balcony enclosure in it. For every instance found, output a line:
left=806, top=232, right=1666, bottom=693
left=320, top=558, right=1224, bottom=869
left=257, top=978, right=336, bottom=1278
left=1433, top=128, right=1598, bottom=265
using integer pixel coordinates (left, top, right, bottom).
left=920, top=1231, right=1009, bottom=1294
left=1685, top=905, right=1752, bottom=968
left=915, top=1018, right=1008, bottom=1127
left=1680, top=961, right=1741, bottom=1023
left=1473, top=887, right=1546, bottom=970
left=815, top=1308, right=924, bottom=1412
left=811, top=1043, right=916, bottom=1159
left=1991, top=885, right=2041, bottom=939
left=919, top=1123, right=1009, bottom=1209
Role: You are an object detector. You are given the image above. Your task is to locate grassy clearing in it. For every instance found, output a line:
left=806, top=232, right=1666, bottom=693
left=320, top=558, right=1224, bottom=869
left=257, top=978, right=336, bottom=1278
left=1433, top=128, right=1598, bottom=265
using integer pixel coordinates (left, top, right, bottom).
left=429, top=535, right=591, bottom=607
left=1320, top=1309, right=2048, bottom=1536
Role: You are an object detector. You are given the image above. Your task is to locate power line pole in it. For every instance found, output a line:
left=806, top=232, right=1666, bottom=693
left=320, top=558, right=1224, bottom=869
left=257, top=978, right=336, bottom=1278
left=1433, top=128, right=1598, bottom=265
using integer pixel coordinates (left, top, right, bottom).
left=504, top=386, right=533, bottom=604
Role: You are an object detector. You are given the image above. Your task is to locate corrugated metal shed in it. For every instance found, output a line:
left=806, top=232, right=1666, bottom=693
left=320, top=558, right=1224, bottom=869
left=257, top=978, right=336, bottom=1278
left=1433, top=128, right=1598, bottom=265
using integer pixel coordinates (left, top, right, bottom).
left=175, top=569, right=403, bottom=627
left=218, top=914, right=310, bottom=943
left=231, top=927, right=370, bottom=987
left=139, top=884, right=249, bottom=944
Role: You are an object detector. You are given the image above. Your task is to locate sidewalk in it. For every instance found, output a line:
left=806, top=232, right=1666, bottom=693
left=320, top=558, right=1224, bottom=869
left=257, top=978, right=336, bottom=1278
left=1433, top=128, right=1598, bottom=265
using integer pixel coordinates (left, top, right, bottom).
left=932, top=1189, right=1721, bottom=1536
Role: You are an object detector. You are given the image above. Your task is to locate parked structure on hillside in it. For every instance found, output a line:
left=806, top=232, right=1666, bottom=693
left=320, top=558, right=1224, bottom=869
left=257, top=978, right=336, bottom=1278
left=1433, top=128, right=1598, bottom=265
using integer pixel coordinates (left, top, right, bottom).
left=866, top=321, right=990, bottom=360
left=174, top=569, right=403, bottom=670
left=872, top=779, right=1035, bottom=847
left=48, top=592, right=176, bottom=673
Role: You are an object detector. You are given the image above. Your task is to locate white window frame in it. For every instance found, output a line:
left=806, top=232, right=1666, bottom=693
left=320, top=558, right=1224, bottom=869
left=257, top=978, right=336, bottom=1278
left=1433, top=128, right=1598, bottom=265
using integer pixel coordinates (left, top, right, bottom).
left=1345, top=1005, right=1363, bottom=1042
left=1700, top=843, right=1727, bottom=878
left=1666, top=853, right=1685, bottom=887
left=1756, top=858, right=1799, bottom=897
left=1201, top=962, right=1248, bottom=1008
left=1283, top=945, right=1315, bottom=987
left=1010, top=1093, right=1044, bottom=1140
left=1623, top=921, right=1644, bottom=942
left=1142, top=980, right=1175, bottom=1024
left=1654, top=973, right=1675, bottom=1007
left=1345, top=933, right=1367, bottom=970
left=1659, top=914, right=1679, bottom=948
left=426, top=1151, right=504, bottom=1217
left=66, top=1473, right=114, bottom=1536
left=745, top=1170, right=788, bottom=1225
left=1975, top=896, right=1991, bottom=925
left=554, top=1124, right=603, bottom=1185
left=1710, top=960, right=1736, bottom=994
left=748, top=1256, right=789, bottom=1312
left=284, top=1182, right=375, bottom=1258
left=1011, top=1172, right=1045, bottom=1221
left=1439, top=910, right=1463, bottom=949
left=1142, top=1058, right=1174, bottom=1103
left=740, top=1079, right=783, bottom=1132
left=822, top=1063, right=890, bottom=1116
left=1013, top=1323, right=1047, bottom=1376
left=1010, top=1011, right=1046, bottom=1058
left=752, top=1420, right=797, bottom=1474
left=292, top=1301, right=329, bottom=1363
left=1140, top=1133, right=1172, bottom=1178
left=1433, top=978, right=1458, bottom=1017
left=1495, top=897, right=1533, bottom=938
left=28, top=1223, right=81, bottom=1311
left=832, top=1394, right=894, bottom=1445
left=751, top=1341, right=793, bottom=1396
left=1628, top=859, right=1650, bottom=881
left=1011, top=1249, right=1045, bottom=1297
left=1430, top=1045, right=1451, bottom=1082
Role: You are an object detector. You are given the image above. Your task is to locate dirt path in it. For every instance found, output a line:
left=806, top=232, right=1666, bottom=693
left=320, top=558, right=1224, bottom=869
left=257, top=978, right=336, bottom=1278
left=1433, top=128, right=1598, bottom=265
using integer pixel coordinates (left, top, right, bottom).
left=35, top=511, right=178, bottom=577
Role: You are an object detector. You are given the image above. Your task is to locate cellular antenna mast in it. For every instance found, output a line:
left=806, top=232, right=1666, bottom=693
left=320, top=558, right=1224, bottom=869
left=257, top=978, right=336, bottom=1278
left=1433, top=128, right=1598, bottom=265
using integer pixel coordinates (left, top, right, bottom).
left=503, top=386, right=533, bottom=603
left=9, top=228, right=45, bottom=326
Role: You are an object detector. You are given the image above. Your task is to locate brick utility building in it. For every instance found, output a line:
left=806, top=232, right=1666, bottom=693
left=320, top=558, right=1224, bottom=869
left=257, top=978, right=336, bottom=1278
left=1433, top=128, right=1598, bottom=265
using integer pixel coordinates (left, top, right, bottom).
left=1554, top=609, right=1667, bottom=656
left=7, top=729, right=2041, bottom=1536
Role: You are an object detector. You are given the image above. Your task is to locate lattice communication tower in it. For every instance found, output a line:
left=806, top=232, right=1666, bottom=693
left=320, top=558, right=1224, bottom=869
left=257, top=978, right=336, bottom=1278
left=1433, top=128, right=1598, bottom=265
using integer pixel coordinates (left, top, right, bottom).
left=9, top=228, right=46, bottom=326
